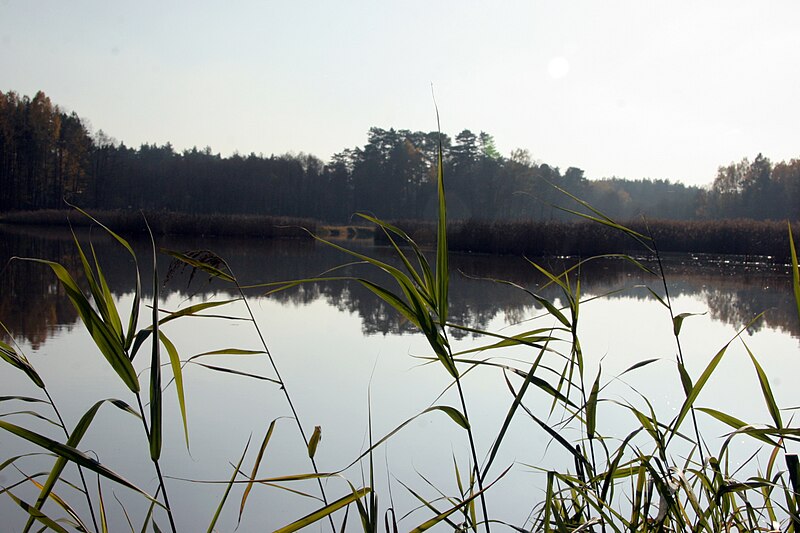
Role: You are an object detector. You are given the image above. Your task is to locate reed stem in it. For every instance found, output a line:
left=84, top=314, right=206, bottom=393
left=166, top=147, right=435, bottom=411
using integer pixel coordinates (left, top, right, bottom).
left=135, top=393, right=178, bottom=533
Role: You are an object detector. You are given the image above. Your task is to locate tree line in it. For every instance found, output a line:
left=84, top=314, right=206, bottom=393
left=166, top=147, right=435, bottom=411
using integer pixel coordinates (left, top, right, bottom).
left=1, top=90, right=798, bottom=222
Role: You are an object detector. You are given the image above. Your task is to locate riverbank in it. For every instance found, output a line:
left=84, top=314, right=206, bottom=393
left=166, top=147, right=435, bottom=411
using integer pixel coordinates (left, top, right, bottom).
left=385, top=218, right=797, bottom=260
left=0, top=209, right=317, bottom=240
left=2, top=209, right=795, bottom=260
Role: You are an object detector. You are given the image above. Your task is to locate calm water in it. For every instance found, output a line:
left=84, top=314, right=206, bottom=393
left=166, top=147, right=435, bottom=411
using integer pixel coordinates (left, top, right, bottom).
left=0, top=224, right=798, bottom=531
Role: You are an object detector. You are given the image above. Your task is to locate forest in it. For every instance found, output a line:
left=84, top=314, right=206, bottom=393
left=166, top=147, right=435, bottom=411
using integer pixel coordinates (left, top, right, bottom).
left=1, top=89, right=798, bottom=223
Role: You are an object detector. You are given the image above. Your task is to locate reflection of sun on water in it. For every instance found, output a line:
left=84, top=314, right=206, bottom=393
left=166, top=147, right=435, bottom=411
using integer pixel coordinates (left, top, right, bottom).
left=547, top=56, right=570, bottom=79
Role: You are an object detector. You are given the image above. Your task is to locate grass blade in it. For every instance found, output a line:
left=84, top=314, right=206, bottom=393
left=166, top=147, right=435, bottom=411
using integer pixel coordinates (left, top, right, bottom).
left=147, top=219, right=163, bottom=461
left=672, top=312, right=705, bottom=336
left=238, top=419, right=277, bottom=525
left=790, top=223, right=800, bottom=325
left=163, top=250, right=235, bottom=283
left=98, top=474, right=109, bottom=533
left=586, top=366, right=601, bottom=441
left=6, top=490, right=70, bottom=533
left=671, top=316, right=761, bottom=438
left=435, top=120, right=448, bottom=326
left=67, top=203, right=143, bottom=354
left=427, top=406, right=469, bottom=430
left=25, top=399, right=140, bottom=529
left=0, top=339, right=45, bottom=389
left=482, top=345, right=547, bottom=482
left=19, top=258, right=139, bottom=392
left=0, top=420, right=159, bottom=504
left=206, top=437, right=250, bottom=533
left=409, top=466, right=510, bottom=532
left=743, top=341, right=782, bottom=429
left=274, top=488, right=371, bottom=533
left=159, top=332, right=188, bottom=449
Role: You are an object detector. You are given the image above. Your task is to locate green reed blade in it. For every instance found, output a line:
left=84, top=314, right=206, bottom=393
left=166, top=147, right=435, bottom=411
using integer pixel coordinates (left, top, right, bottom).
left=28, top=477, right=90, bottom=533
left=1, top=411, right=60, bottom=427
left=671, top=341, right=731, bottom=437
left=410, top=466, right=509, bottom=533
left=629, top=462, right=646, bottom=529
left=532, top=293, right=571, bottom=329
left=428, top=406, right=469, bottom=430
left=0, top=420, right=159, bottom=505
left=0, top=339, right=44, bottom=389
left=357, top=213, right=430, bottom=293
left=586, top=366, right=601, bottom=441
left=517, top=399, right=591, bottom=471
left=97, top=474, right=109, bottom=533
left=743, top=342, right=782, bottom=429
left=449, top=326, right=559, bottom=356
left=599, top=429, right=642, bottom=503
left=526, top=259, right=569, bottom=293
left=90, top=238, right=124, bottom=342
left=138, top=492, right=157, bottom=533
left=188, top=348, right=266, bottom=358
left=482, top=345, right=546, bottom=482
left=646, top=287, right=670, bottom=308
left=334, top=405, right=476, bottom=474
left=694, top=409, right=778, bottom=448
left=188, top=361, right=281, bottom=384
left=148, top=220, right=162, bottom=462
left=6, top=490, right=70, bottom=533
left=239, top=419, right=277, bottom=525
left=394, top=477, right=461, bottom=530
left=206, top=437, right=250, bottom=533
left=0, top=396, right=48, bottom=405
left=163, top=250, right=235, bottom=283
left=547, top=184, right=652, bottom=242
left=790, top=224, right=800, bottom=325
left=677, top=362, right=694, bottom=396
left=619, top=358, right=660, bottom=376
left=22, top=258, right=139, bottom=392
left=24, top=398, right=140, bottom=531
left=311, top=234, right=437, bottom=312
left=157, top=299, right=241, bottom=326
left=67, top=204, right=143, bottom=351
left=112, top=488, right=136, bottom=532
left=274, top=488, right=371, bottom=533
left=70, top=230, right=110, bottom=331
left=435, top=127, right=448, bottom=327
left=672, top=312, right=705, bottom=337
left=159, top=331, right=188, bottom=449
left=357, top=279, right=421, bottom=329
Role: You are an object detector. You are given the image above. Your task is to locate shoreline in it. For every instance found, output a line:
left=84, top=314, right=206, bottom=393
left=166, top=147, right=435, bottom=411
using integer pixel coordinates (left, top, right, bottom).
left=1, top=208, right=796, bottom=260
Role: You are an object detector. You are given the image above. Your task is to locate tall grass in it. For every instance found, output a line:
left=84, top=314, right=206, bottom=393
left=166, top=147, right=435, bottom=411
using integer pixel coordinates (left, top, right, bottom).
left=379, top=218, right=796, bottom=260
left=0, top=209, right=316, bottom=240
left=1, top=145, right=799, bottom=532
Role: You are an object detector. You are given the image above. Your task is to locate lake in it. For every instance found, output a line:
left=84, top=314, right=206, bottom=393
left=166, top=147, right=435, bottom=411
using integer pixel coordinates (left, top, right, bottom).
left=1, top=224, right=798, bottom=531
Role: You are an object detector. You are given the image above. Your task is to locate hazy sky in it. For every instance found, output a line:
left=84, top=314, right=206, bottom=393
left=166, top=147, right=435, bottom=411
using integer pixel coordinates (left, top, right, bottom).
left=2, top=1, right=799, bottom=186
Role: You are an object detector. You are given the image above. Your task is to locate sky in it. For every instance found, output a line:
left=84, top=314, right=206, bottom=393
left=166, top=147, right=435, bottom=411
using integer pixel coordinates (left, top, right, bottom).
left=2, top=1, right=799, bottom=187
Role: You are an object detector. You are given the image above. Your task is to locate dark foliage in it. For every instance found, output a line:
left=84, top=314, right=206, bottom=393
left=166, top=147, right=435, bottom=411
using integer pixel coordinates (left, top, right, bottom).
left=377, top=218, right=795, bottom=260
left=2, top=90, right=799, bottom=227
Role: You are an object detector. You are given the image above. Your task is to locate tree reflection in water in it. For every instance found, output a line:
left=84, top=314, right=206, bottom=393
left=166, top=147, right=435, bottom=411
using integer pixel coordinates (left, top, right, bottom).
left=1, top=225, right=797, bottom=348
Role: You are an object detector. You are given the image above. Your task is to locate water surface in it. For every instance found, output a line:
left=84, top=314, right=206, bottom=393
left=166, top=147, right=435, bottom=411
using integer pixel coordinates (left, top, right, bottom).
left=0, top=225, right=797, bottom=531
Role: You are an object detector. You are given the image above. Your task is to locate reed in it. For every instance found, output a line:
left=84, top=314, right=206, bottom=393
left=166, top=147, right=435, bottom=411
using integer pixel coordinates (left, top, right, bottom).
left=1, top=163, right=799, bottom=532
left=0, top=209, right=316, bottom=240
left=378, top=218, right=797, bottom=260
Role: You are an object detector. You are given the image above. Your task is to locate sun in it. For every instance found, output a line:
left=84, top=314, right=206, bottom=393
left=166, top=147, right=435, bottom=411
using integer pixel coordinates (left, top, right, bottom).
left=547, top=56, right=570, bottom=80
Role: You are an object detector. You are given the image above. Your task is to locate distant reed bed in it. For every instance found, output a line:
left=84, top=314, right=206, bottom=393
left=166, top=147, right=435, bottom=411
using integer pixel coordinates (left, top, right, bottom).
left=379, top=218, right=797, bottom=259
left=0, top=209, right=315, bottom=240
